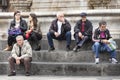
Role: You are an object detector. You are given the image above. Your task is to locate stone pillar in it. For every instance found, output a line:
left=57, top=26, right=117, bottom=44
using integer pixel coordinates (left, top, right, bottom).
left=10, top=0, right=32, bottom=12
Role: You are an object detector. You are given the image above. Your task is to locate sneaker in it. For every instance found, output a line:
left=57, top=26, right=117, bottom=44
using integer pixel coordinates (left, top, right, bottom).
left=95, top=58, right=99, bottom=64
left=48, top=47, right=55, bottom=51
left=8, top=72, right=16, bottom=76
left=25, top=72, right=30, bottom=76
left=111, top=58, right=118, bottom=64
left=73, top=46, right=80, bottom=52
left=4, top=45, right=12, bottom=51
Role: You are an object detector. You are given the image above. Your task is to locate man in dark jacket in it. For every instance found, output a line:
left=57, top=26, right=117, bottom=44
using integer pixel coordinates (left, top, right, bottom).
left=73, top=12, right=93, bottom=52
left=92, top=21, right=118, bottom=64
left=47, top=12, right=71, bottom=51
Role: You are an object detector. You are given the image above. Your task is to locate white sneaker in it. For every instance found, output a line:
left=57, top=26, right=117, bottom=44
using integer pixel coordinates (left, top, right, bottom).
left=111, top=58, right=118, bottom=64
left=95, top=58, right=99, bottom=64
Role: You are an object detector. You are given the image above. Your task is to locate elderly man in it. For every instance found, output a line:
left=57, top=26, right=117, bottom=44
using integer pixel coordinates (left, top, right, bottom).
left=8, top=35, right=32, bottom=76
left=47, top=12, right=71, bottom=51
left=73, top=12, right=93, bottom=52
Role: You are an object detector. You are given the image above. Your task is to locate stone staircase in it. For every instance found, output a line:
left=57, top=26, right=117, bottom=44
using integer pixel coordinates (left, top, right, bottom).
left=0, top=39, right=120, bottom=76
left=0, top=10, right=120, bottom=76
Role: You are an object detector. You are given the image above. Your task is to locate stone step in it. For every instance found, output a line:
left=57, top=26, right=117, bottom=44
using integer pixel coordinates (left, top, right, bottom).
left=0, top=62, right=120, bottom=76
left=1, top=39, right=120, bottom=51
left=0, top=39, right=93, bottom=50
left=0, top=50, right=120, bottom=62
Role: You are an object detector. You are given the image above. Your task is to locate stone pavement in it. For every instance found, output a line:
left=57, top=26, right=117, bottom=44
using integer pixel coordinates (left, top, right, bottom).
left=0, top=76, right=120, bottom=80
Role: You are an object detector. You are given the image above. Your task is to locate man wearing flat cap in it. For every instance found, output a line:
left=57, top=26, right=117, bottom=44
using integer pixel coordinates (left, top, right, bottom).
left=73, top=12, right=93, bottom=52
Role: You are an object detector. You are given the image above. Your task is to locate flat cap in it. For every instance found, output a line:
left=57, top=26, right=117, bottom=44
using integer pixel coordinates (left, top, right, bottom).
left=80, top=12, right=87, bottom=17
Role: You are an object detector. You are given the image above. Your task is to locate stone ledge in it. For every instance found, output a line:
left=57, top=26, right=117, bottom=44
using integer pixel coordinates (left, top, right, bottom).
left=0, top=50, right=120, bottom=62
left=1, top=9, right=120, bottom=18
left=0, top=62, right=120, bottom=76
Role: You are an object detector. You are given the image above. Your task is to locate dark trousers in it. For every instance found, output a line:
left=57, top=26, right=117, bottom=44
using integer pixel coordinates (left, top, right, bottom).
left=74, top=33, right=89, bottom=47
left=8, top=57, right=32, bottom=73
left=47, top=31, right=71, bottom=47
left=27, top=32, right=42, bottom=50
left=7, top=35, right=17, bottom=46
left=8, top=34, right=25, bottom=46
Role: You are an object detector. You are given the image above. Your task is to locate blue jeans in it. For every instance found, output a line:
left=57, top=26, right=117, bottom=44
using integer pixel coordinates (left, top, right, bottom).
left=47, top=31, right=71, bottom=47
left=92, top=42, right=117, bottom=58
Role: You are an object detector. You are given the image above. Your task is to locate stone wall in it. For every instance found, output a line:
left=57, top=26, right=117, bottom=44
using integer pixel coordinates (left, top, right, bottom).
left=0, top=10, right=120, bottom=40
left=7, top=0, right=120, bottom=12
left=31, top=0, right=88, bottom=12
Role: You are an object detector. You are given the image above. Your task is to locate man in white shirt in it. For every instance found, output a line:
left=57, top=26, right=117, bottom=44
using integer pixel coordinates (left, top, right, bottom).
left=47, top=12, right=71, bottom=51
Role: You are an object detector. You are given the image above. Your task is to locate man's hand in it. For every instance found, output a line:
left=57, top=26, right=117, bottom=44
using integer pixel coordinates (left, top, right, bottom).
left=102, top=39, right=110, bottom=44
left=16, top=57, right=21, bottom=65
left=54, top=32, right=60, bottom=37
left=78, top=32, right=84, bottom=39
left=16, top=59, right=20, bottom=65
left=26, top=30, right=31, bottom=33
left=61, top=18, right=65, bottom=24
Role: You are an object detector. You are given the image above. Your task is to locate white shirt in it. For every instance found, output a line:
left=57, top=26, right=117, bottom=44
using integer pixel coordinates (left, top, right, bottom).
left=57, top=20, right=62, bottom=34
left=15, top=22, right=20, bottom=29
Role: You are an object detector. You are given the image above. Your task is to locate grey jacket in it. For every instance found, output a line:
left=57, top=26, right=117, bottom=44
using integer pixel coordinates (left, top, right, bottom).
left=11, top=40, right=32, bottom=59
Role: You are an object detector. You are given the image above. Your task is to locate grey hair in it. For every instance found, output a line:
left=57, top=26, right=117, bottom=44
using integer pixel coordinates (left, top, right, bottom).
left=56, top=12, right=64, bottom=17
left=16, top=35, right=24, bottom=40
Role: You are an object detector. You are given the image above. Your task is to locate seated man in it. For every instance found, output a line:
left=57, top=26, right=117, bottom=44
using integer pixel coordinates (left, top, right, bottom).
left=47, top=12, right=71, bottom=51
left=73, top=12, right=93, bottom=52
left=92, top=21, right=118, bottom=64
left=8, top=35, right=32, bottom=76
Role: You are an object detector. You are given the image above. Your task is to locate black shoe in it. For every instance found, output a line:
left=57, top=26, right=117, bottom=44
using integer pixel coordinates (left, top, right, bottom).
left=35, top=45, right=41, bottom=51
left=8, top=72, right=16, bottom=76
left=73, top=46, right=80, bottom=52
left=48, top=47, right=55, bottom=51
left=66, top=46, right=71, bottom=51
left=25, top=72, right=30, bottom=76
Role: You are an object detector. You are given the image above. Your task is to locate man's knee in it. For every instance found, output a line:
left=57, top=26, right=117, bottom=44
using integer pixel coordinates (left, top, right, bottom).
left=66, top=31, right=71, bottom=36
left=24, top=57, right=32, bottom=62
left=47, top=32, right=53, bottom=37
left=94, top=42, right=100, bottom=46
left=8, top=57, right=15, bottom=62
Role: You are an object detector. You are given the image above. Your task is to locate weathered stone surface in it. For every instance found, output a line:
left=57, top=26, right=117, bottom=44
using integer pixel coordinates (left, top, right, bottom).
left=31, top=0, right=88, bottom=11
left=1, top=38, right=120, bottom=50
left=1, top=62, right=120, bottom=76
left=0, top=50, right=120, bottom=62
left=0, top=10, right=120, bottom=39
